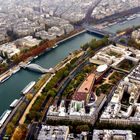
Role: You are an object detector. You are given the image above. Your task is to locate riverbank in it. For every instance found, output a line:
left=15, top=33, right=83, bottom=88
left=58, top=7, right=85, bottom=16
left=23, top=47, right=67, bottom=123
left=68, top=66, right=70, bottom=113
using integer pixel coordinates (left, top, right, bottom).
left=0, top=64, right=21, bottom=83
left=104, top=16, right=140, bottom=33
left=94, top=13, right=140, bottom=33
left=56, top=30, right=86, bottom=45
left=95, top=7, right=140, bottom=25
left=19, top=74, right=54, bottom=125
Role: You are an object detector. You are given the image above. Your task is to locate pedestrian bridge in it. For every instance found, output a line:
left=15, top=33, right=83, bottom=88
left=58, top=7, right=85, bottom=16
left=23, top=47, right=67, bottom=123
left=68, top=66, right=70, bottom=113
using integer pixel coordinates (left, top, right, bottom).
left=25, top=63, right=55, bottom=74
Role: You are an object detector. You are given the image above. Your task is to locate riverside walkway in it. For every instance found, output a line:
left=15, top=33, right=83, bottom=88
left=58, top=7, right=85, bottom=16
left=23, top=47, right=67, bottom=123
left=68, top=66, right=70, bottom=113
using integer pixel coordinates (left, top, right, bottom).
left=19, top=74, right=54, bottom=124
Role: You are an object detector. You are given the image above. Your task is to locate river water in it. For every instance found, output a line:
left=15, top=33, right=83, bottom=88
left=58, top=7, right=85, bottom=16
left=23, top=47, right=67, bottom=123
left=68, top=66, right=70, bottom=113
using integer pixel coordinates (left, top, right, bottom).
left=104, top=17, right=140, bottom=33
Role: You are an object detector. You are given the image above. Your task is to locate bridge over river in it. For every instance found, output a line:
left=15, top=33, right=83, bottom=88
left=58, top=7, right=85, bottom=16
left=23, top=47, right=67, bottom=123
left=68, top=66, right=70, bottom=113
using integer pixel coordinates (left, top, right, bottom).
left=83, top=24, right=116, bottom=37
left=25, top=64, right=55, bottom=74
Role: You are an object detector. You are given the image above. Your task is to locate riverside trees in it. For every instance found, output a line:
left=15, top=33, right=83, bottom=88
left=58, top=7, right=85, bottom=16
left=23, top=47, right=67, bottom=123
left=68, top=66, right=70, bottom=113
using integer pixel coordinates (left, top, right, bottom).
left=81, top=36, right=109, bottom=51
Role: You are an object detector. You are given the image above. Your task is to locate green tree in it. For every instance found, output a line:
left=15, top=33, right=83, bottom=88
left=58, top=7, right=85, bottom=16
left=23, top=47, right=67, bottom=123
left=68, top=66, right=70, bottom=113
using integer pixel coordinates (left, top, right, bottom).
left=76, top=125, right=90, bottom=133
left=48, top=89, right=56, bottom=97
left=6, top=122, right=15, bottom=136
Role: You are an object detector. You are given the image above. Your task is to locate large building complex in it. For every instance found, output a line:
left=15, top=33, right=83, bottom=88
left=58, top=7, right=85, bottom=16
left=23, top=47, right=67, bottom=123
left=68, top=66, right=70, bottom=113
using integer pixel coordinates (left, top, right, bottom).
left=47, top=64, right=109, bottom=124
left=37, top=125, right=69, bottom=140
left=15, top=36, right=41, bottom=49
left=100, top=70, right=140, bottom=125
left=0, top=43, right=20, bottom=58
left=93, top=129, right=133, bottom=140
left=47, top=73, right=98, bottom=123
left=90, top=44, right=135, bottom=67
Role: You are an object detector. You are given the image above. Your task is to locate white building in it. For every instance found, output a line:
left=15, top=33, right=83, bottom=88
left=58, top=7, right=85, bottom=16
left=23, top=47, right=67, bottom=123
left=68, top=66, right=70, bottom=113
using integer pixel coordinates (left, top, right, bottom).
left=15, top=36, right=41, bottom=48
left=90, top=44, right=132, bottom=67
left=61, top=24, right=74, bottom=34
left=35, top=30, right=56, bottom=40
left=132, top=29, right=140, bottom=44
left=0, top=43, right=20, bottom=58
left=100, top=77, right=140, bottom=125
left=128, top=64, right=140, bottom=84
left=37, top=125, right=69, bottom=140
left=48, top=26, right=64, bottom=37
left=93, top=129, right=133, bottom=140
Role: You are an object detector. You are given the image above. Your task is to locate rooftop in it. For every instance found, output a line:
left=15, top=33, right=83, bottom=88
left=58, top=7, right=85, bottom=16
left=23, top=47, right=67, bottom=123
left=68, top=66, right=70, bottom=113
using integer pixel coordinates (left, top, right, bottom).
left=76, top=73, right=95, bottom=94
left=93, top=129, right=133, bottom=140
left=37, top=125, right=69, bottom=140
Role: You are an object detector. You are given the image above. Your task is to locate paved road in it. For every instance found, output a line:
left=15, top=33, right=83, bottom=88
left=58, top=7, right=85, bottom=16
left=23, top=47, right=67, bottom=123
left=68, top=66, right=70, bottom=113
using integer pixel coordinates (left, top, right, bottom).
left=26, top=123, right=40, bottom=140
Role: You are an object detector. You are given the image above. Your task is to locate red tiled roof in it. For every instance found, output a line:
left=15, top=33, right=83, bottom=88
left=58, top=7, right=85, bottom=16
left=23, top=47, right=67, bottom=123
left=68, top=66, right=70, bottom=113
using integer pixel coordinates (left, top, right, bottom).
left=77, top=73, right=95, bottom=93
left=72, top=92, right=88, bottom=101
left=72, top=73, right=95, bottom=101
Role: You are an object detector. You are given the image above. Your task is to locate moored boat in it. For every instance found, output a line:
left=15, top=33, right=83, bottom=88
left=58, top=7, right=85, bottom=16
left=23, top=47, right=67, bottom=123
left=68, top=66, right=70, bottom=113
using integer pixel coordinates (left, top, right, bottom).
left=21, top=81, right=36, bottom=95
left=10, top=99, right=20, bottom=108
left=0, top=74, right=12, bottom=83
left=0, top=110, right=11, bottom=127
